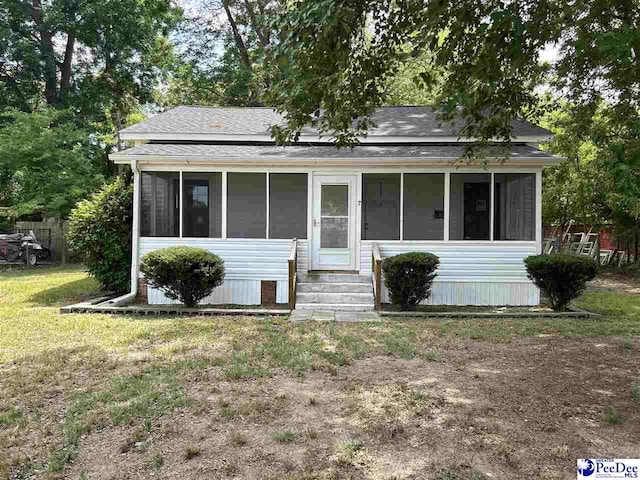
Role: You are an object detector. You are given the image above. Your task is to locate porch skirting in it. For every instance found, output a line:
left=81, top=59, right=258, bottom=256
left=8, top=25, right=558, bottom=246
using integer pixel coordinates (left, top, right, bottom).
left=139, top=238, right=539, bottom=306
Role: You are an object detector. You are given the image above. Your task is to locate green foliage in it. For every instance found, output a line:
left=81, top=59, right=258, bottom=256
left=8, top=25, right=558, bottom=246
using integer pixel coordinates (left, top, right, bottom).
left=140, top=247, right=225, bottom=307
left=382, top=252, right=440, bottom=311
left=169, top=0, right=278, bottom=107
left=0, top=108, right=105, bottom=217
left=67, top=176, right=133, bottom=293
left=540, top=102, right=611, bottom=227
left=524, top=254, right=598, bottom=311
left=0, top=0, right=181, bottom=113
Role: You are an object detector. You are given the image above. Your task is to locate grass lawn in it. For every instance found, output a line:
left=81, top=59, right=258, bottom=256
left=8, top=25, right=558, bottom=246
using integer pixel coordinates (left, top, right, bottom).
left=1, top=266, right=639, bottom=479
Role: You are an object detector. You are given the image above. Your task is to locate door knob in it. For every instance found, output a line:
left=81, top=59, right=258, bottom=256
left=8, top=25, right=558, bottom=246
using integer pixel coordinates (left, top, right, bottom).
left=313, top=219, right=318, bottom=227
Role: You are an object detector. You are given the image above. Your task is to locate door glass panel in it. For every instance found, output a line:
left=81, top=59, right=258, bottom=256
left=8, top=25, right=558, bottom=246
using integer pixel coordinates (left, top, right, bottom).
left=321, top=185, right=348, bottom=216
left=321, top=217, right=348, bottom=248
left=320, top=184, right=348, bottom=248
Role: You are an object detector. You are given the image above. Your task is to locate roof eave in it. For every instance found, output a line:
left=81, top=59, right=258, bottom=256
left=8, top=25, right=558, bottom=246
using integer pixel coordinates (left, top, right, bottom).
left=110, top=154, right=564, bottom=167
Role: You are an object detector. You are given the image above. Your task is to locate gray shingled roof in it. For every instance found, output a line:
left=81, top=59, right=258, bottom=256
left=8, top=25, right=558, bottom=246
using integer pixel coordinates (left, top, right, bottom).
left=120, top=106, right=552, bottom=139
left=112, top=142, right=555, bottom=160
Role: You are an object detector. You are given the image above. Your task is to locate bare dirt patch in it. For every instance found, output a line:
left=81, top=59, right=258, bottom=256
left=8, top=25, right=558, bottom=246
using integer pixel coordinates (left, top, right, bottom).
left=65, top=336, right=640, bottom=480
left=588, top=271, right=640, bottom=295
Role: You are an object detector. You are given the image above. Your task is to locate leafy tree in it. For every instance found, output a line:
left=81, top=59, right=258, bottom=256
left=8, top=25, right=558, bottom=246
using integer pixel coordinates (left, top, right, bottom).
left=166, top=0, right=279, bottom=107
left=266, top=1, right=638, bottom=149
left=68, top=176, right=133, bottom=293
left=540, top=103, right=611, bottom=229
left=0, top=0, right=181, bottom=115
left=0, top=108, right=105, bottom=218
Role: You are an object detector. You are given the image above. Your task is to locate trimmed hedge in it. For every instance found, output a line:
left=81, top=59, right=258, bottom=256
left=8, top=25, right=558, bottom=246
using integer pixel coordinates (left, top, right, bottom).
left=524, top=253, right=598, bottom=311
left=68, top=176, right=132, bottom=293
left=140, top=246, right=225, bottom=308
left=382, top=252, right=440, bottom=311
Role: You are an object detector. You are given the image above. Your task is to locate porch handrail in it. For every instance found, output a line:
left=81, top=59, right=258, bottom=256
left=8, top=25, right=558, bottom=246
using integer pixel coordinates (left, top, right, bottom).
left=371, top=242, right=382, bottom=311
left=288, top=238, right=298, bottom=310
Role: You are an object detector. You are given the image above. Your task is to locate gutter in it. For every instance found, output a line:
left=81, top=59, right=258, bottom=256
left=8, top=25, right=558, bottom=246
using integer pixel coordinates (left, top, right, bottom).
left=106, top=158, right=140, bottom=306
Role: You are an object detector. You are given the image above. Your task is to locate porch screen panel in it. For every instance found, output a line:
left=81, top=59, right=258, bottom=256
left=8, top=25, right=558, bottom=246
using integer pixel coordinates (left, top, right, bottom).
left=269, top=173, right=307, bottom=239
left=449, top=173, right=491, bottom=240
left=182, top=172, right=222, bottom=238
left=494, top=173, right=535, bottom=240
left=227, top=173, right=266, bottom=238
left=403, top=174, right=445, bottom=240
left=141, top=172, right=179, bottom=237
left=362, top=174, right=400, bottom=240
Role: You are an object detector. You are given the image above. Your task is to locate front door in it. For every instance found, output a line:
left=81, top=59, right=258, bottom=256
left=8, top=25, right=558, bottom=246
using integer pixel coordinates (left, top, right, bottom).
left=311, top=175, right=357, bottom=270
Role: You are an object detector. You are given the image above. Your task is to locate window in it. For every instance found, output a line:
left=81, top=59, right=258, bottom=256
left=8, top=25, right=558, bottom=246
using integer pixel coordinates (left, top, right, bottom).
left=269, top=173, right=307, bottom=239
left=141, top=172, right=179, bottom=237
left=494, top=173, right=536, bottom=240
left=227, top=173, right=266, bottom=238
left=182, top=173, right=222, bottom=238
left=449, top=173, right=491, bottom=240
left=362, top=174, right=400, bottom=240
left=403, top=174, right=445, bottom=240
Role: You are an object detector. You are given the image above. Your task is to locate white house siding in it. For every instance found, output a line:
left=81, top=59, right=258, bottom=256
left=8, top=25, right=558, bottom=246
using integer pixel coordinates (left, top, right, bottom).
left=139, top=238, right=308, bottom=305
left=360, top=241, right=539, bottom=305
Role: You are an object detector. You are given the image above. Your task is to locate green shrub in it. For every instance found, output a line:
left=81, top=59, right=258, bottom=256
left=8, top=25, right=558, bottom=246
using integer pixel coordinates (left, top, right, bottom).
left=68, top=176, right=132, bottom=293
left=524, top=253, right=598, bottom=311
left=140, top=246, right=224, bottom=307
left=382, top=252, right=439, bottom=311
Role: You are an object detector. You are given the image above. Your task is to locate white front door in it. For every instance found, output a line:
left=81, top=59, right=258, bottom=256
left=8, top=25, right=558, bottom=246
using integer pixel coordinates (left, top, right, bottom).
left=311, top=174, right=358, bottom=270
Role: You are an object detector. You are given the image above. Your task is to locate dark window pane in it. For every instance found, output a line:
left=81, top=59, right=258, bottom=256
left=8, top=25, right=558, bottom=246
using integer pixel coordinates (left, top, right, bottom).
left=362, top=174, right=400, bottom=240
left=449, top=173, right=490, bottom=240
left=227, top=173, right=266, bottom=238
left=403, top=174, right=444, bottom=240
left=269, top=173, right=307, bottom=239
left=183, top=172, right=222, bottom=238
left=141, top=172, right=179, bottom=237
left=494, top=173, right=536, bottom=240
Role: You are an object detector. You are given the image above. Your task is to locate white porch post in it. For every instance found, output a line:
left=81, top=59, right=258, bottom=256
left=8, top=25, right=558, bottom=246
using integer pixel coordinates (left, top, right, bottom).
left=222, top=171, right=227, bottom=239
left=266, top=172, right=270, bottom=239
left=130, top=159, right=141, bottom=293
left=489, top=172, right=495, bottom=241
left=179, top=171, right=183, bottom=238
left=306, top=172, right=313, bottom=272
left=443, top=172, right=450, bottom=241
left=536, top=170, right=543, bottom=253
left=399, top=172, right=404, bottom=241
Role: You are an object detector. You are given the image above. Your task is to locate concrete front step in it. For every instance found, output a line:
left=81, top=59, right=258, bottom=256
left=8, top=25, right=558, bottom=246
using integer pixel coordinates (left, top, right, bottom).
left=297, top=282, right=372, bottom=293
left=299, top=273, right=371, bottom=284
left=295, top=303, right=375, bottom=312
left=297, top=292, right=373, bottom=304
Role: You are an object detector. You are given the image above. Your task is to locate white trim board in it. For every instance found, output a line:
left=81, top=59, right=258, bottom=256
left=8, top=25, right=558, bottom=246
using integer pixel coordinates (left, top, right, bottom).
left=111, top=155, right=562, bottom=167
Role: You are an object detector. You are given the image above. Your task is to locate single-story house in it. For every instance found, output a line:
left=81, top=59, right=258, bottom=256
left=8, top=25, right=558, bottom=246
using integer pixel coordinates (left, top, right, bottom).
left=110, top=106, right=561, bottom=311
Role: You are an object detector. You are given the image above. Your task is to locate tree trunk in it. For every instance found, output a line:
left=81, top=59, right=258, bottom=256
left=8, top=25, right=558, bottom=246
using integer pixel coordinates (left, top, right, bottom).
left=31, top=0, right=58, bottom=105
left=223, top=1, right=252, bottom=71
left=59, top=32, right=76, bottom=102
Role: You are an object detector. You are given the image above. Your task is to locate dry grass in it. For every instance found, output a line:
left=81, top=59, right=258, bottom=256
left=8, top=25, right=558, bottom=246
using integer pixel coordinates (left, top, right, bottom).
left=0, top=267, right=639, bottom=479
